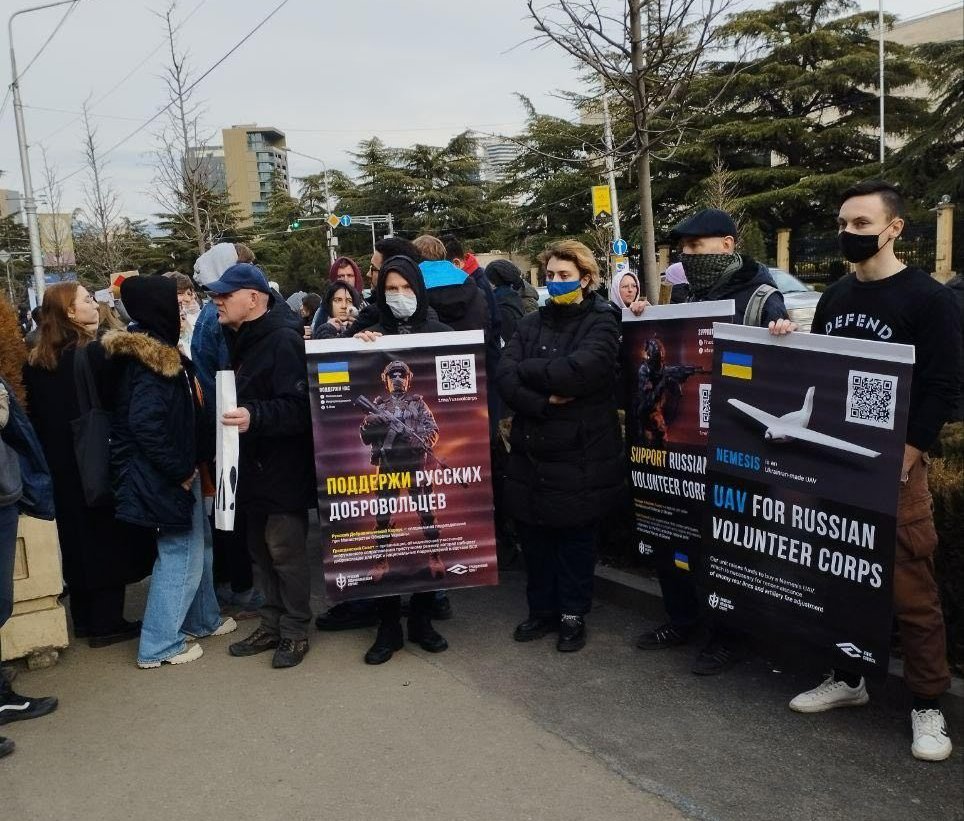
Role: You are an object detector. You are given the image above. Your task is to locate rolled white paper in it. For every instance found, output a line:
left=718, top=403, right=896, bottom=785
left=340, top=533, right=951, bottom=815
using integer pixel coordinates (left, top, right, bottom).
left=215, top=370, right=240, bottom=531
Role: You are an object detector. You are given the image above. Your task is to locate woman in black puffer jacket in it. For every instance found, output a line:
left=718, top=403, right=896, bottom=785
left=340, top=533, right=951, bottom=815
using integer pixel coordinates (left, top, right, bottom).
left=497, top=240, right=624, bottom=653
left=105, top=276, right=226, bottom=668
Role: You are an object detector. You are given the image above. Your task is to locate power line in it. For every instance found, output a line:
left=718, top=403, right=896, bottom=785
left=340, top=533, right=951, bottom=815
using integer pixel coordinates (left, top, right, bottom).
left=15, top=0, right=81, bottom=81
left=33, top=0, right=211, bottom=145
left=38, top=0, right=293, bottom=194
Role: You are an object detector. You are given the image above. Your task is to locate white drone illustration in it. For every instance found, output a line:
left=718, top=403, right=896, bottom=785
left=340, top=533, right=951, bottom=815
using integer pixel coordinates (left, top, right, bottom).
left=727, top=386, right=880, bottom=458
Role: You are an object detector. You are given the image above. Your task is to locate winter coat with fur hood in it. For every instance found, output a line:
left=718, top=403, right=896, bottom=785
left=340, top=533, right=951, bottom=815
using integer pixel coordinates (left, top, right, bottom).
left=103, top=330, right=200, bottom=530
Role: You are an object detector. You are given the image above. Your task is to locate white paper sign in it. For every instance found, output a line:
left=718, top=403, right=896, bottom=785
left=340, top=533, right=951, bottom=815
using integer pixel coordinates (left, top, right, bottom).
left=215, top=370, right=240, bottom=531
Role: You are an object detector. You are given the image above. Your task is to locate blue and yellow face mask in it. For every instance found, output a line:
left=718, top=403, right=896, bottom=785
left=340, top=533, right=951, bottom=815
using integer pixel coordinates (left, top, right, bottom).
left=546, top=279, right=583, bottom=304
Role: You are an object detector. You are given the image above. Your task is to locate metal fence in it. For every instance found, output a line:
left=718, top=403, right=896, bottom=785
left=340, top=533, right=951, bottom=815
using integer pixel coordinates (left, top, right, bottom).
left=790, top=222, right=940, bottom=285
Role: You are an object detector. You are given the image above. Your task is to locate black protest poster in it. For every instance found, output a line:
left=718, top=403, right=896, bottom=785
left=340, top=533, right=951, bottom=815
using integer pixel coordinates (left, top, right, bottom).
left=621, top=300, right=734, bottom=573
left=702, top=324, right=914, bottom=678
left=305, top=331, right=498, bottom=602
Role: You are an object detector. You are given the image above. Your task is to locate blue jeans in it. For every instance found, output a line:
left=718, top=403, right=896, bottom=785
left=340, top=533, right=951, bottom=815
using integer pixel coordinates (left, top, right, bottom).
left=0, top=504, right=19, bottom=630
left=137, top=478, right=220, bottom=664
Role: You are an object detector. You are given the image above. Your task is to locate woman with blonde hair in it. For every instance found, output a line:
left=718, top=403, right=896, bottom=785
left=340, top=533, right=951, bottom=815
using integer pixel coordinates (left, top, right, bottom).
left=496, top=239, right=624, bottom=653
left=23, top=282, right=153, bottom=647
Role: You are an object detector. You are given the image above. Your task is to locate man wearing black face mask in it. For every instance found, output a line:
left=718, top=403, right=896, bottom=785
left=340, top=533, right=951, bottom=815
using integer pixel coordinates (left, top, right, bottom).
left=632, top=208, right=789, bottom=676
left=771, top=180, right=960, bottom=762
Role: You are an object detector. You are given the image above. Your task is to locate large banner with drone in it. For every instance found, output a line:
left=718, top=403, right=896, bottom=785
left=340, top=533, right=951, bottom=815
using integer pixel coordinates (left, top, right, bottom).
left=621, top=301, right=734, bottom=576
left=701, top=324, right=914, bottom=678
left=305, top=331, right=498, bottom=603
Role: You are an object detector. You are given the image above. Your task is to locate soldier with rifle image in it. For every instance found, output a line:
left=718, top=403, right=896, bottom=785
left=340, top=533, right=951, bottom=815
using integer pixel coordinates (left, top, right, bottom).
left=358, top=360, right=444, bottom=580
left=635, top=336, right=709, bottom=446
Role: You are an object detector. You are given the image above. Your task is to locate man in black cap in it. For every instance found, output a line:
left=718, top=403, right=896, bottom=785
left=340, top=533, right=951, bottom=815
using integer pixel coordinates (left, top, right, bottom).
left=631, top=208, right=789, bottom=676
left=206, top=263, right=317, bottom=669
left=667, top=208, right=788, bottom=326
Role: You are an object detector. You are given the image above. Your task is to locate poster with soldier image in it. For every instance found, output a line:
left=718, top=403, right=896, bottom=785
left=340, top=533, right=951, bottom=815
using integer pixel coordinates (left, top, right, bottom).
left=702, top=324, right=914, bottom=678
left=306, top=330, right=498, bottom=602
left=621, top=301, right=734, bottom=573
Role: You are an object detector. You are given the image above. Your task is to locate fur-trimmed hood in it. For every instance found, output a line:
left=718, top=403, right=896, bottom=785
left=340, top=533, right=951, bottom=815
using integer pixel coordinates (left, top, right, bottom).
left=101, top=329, right=183, bottom=379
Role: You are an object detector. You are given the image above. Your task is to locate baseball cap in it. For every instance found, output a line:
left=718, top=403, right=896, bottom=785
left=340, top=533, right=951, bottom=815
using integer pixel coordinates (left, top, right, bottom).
left=204, top=262, right=271, bottom=295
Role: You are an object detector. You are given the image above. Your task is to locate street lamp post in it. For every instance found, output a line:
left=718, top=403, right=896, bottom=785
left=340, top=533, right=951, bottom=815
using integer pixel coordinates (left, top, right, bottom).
left=285, top=148, right=336, bottom=264
left=8, top=1, right=79, bottom=300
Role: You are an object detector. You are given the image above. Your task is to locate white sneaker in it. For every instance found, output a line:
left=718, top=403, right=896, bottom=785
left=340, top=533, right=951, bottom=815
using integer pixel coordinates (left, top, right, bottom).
left=185, top=617, right=238, bottom=641
left=789, top=674, right=869, bottom=713
left=911, top=708, right=953, bottom=762
left=137, top=642, right=203, bottom=669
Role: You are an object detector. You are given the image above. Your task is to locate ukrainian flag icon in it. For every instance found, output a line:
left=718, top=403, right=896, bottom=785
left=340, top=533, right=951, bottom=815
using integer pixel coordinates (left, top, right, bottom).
left=721, top=351, right=753, bottom=380
left=317, top=361, right=350, bottom=385
left=674, top=552, right=690, bottom=571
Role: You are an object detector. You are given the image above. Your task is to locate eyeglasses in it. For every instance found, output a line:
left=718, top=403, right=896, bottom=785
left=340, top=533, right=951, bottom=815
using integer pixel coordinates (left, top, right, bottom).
left=368, top=264, right=380, bottom=274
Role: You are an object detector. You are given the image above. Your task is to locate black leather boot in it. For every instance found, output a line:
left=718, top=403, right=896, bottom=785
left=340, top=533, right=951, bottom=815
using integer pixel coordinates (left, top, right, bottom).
left=556, top=615, right=586, bottom=653
left=513, top=614, right=559, bottom=642
left=365, top=619, right=404, bottom=665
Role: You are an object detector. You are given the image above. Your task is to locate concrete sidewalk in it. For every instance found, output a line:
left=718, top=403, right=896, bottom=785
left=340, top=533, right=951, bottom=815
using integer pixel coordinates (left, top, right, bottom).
left=2, top=598, right=682, bottom=821
left=3, top=560, right=961, bottom=820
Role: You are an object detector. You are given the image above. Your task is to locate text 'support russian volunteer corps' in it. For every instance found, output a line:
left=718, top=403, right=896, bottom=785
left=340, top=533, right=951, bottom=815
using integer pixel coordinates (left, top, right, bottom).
left=306, top=330, right=498, bottom=601
left=621, top=300, right=734, bottom=577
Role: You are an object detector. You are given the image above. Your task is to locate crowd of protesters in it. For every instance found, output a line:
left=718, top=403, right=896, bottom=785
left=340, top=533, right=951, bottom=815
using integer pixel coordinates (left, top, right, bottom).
left=0, top=180, right=959, bottom=764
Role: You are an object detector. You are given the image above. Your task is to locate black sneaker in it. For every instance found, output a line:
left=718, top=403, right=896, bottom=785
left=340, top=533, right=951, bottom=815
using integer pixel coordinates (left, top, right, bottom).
left=315, top=602, right=378, bottom=632
left=89, top=620, right=142, bottom=649
left=0, top=735, right=13, bottom=758
left=513, top=615, right=558, bottom=642
left=407, top=616, right=448, bottom=653
left=228, top=626, right=280, bottom=657
left=636, top=622, right=693, bottom=650
left=557, top=615, right=586, bottom=653
left=272, top=638, right=309, bottom=669
left=691, top=638, right=739, bottom=676
left=0, top=689, right=59, bottom=726
left=364, top=622, right=404, bottom=665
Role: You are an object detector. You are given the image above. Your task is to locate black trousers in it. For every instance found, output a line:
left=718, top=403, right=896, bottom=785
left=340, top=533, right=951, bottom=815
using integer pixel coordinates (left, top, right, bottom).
left=377, top=591, right=435, bottom=623
left=245, top=510, right=311, bottom=640
left=517, top=522, right=597, bottom=617
left=70, top=586, right=127, bottom=636
left=212, top=511, right=253, bottom=593
left=655, top=557, right=701, bottom=628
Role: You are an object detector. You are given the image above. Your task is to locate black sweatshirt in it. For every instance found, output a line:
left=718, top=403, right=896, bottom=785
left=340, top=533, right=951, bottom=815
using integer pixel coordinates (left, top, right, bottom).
left=811, top=267, right=962, bottom=451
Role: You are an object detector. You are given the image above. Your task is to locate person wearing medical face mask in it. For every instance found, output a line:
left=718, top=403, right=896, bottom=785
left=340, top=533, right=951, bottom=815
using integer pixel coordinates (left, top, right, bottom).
left=496, top=240, right=624, bottom=654
left=354, top=255, right=452, bottom=341
left=769, top=180, right=960, bottom=763
left=353, top=254, right=452, bottom=665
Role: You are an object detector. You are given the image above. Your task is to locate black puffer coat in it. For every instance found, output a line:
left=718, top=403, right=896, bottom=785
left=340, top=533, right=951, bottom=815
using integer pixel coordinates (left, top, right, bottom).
left=104, top=330, right=198, bottom=530
left=224, top=297, right=316, bottom=513
left=496, top=292, right=624, bottom=527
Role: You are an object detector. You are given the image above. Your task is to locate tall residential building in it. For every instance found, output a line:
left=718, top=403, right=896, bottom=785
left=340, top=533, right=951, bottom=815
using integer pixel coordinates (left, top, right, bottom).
left=223, top=124, right=289, bottom=225
left=187, top=124, right=289, bottom=227
left=474, top=135, right=520, bottom=184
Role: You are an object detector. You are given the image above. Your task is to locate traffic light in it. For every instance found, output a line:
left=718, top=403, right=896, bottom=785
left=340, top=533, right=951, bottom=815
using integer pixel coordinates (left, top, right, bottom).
left=288, top=219, right=301, bottom=230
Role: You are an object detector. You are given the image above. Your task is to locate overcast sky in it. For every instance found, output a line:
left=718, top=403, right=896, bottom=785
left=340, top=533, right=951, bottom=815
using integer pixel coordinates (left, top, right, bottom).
left=1, top=0, right=958, bottom=223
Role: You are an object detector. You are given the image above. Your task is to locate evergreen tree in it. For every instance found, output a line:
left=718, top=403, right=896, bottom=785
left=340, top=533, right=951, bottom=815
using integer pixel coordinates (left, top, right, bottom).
left=669, top=0, right=928, bottom=234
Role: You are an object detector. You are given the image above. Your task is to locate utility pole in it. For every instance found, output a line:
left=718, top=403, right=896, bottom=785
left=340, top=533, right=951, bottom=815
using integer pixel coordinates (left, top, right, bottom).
left=8, top=2, right=78, bottom=299
left=878, top=0, right=885, bottom=165
left=600, top=79, right=621, bottom=243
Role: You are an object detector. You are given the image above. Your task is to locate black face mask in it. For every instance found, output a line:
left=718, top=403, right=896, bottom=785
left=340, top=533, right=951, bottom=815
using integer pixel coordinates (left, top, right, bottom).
left=838, top=222, right=896, bottom=264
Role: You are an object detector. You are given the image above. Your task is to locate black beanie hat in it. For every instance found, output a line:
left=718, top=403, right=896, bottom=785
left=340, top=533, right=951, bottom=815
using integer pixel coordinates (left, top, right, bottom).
left=120, top=276, right=181, bottom=347
left=486, top=259, right=523, bottom=287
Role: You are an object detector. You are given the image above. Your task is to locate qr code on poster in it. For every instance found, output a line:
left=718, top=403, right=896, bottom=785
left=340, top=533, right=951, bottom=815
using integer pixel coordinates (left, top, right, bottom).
left=435, top=354, right=477, bottom=396
left=845, top=369, right=898, bottom=430
left=698, top=383, right=712, bottom=429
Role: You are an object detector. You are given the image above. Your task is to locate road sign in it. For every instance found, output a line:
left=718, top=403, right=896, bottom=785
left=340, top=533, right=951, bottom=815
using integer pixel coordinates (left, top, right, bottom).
left=339, top=214, right=352, bottom=227
left=0, top=251, right=10, bottom=264
left=612, top=238, right=628, bottom=256
left=326, top=214, right=340, bottom=229
left=591, top=185, right=612, bottom=222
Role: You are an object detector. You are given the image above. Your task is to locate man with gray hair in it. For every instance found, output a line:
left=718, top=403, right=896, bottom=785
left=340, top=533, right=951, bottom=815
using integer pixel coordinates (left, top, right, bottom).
left=206, top=263, right=316, bottom=669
